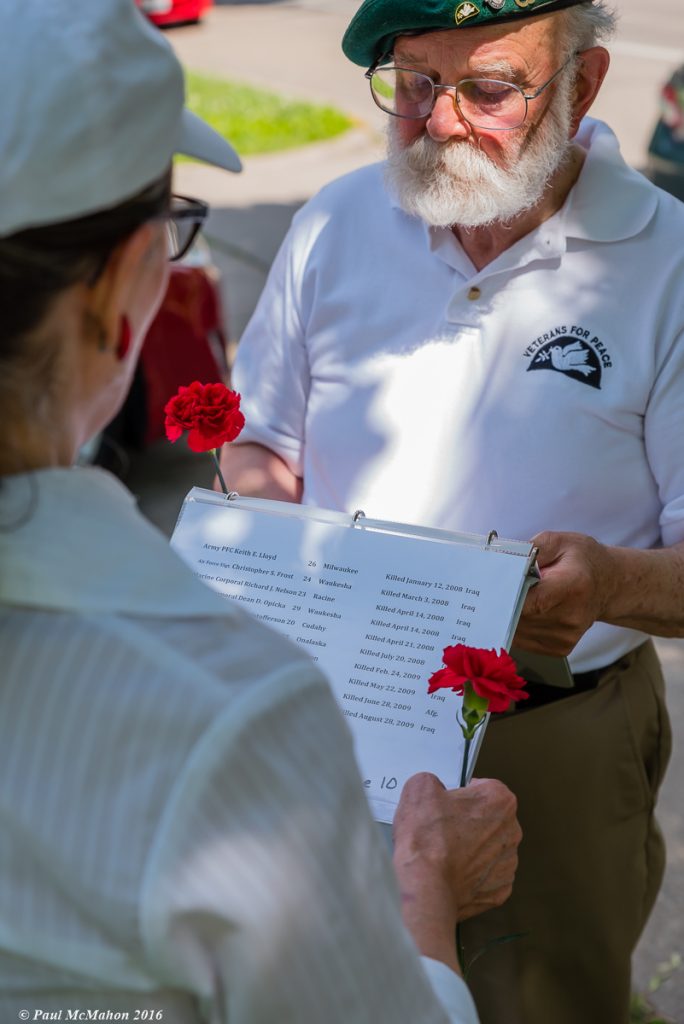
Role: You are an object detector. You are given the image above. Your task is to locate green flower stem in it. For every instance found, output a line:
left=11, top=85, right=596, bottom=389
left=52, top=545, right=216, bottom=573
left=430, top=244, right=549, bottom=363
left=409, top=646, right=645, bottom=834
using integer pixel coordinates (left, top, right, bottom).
left=456, top=701, right=480, bottom=978
left=460, top=735, right=471, bottom=788
left=456, top=729, right=471, bottom=975
left=456, top=923, right=466, bottom=978
left=211, top=448, right=228, bottom=495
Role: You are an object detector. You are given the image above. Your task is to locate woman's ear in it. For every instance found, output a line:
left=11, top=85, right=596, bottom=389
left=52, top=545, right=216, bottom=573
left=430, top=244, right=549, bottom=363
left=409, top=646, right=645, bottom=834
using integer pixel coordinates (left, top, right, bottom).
left=569, top=47, right=611, bottom=137
left=81, top=222, right=166, bottom=355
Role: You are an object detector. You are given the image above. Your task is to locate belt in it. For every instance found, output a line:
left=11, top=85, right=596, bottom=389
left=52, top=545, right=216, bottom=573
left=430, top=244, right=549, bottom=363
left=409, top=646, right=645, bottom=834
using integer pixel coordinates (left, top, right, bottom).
left=516, top=653, right=625, bottom=713
left=570, top=665, right=606, bottom=692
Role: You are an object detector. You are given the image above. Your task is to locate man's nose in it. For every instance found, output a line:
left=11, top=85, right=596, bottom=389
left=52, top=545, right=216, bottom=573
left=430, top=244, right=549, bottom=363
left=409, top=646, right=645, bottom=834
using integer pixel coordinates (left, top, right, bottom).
left=425, top=89, right=471, bottom=143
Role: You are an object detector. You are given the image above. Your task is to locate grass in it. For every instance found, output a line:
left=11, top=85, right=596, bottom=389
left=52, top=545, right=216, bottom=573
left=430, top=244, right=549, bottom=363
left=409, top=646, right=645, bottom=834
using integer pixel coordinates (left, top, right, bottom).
left=630, top=992, right=672, bottom=1024
left=183, top=69, right=353, bottom=156
left=629, top=953, right=682, bottom=1023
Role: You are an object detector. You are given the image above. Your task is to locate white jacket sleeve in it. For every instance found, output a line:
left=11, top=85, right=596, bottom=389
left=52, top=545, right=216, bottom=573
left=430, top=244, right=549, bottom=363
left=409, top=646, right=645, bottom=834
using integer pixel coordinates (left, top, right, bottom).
left=421, top=958, right=480, bottom=1024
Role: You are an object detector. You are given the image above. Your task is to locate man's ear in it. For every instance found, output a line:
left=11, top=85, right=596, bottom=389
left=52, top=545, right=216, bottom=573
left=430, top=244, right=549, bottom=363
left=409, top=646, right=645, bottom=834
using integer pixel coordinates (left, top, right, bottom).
left=569, top=46, right=610, bottom=137
left=82, top=223, right=158, bottom=351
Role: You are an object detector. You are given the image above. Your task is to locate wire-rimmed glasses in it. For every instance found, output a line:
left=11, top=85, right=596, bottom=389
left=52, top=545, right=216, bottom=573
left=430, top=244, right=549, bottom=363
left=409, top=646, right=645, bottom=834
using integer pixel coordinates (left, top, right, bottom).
left=166, top=194, right=209, bottom=261
left=365, top=53, right=577, bottom=131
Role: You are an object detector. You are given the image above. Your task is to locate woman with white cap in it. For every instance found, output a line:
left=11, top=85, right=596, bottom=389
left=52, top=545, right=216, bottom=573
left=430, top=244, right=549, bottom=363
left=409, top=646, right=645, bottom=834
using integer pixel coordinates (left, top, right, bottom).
left=0, top=2, right=520, bottom=1021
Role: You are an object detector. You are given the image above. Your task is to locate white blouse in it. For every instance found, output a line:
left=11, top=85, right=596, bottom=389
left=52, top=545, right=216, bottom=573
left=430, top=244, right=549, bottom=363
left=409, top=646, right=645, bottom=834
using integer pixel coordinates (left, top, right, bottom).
left=0, top=467, right=477, bottom=1024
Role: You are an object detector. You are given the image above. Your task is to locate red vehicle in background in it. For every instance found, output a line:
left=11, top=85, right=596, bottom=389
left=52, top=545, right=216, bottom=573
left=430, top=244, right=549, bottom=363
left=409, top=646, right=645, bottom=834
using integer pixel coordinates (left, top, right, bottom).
left=85, top=237, right=230, bottom=474
left=136, top=241, right=229, bottom=447
left=136, top=0, right=212, bottom=28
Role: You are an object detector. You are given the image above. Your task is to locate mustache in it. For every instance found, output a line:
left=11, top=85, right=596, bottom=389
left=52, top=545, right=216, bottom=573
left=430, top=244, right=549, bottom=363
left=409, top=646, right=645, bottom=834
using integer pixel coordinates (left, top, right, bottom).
left=402, top=133, right=490, bottom=164
left=389, top=128, right=534, bottom=187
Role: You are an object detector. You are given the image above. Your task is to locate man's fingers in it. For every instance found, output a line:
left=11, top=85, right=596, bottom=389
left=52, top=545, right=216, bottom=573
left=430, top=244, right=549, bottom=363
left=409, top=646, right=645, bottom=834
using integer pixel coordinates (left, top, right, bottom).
left=530, top=530, right=564, bottom=568
left=407, top=771, right=447, bottom=791
left=464, top=776, right=518, bottom=811
left=459, top=882, right=516, bottom=920
left=477, top=845, right=520, bottom=886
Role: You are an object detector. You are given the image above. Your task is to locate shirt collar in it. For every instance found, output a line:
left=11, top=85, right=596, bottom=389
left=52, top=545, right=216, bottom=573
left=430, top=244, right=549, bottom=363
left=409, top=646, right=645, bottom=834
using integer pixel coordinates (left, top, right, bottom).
left=0, top=467, right=231, bottom=617
left=560, top=117, right=658, bottom=243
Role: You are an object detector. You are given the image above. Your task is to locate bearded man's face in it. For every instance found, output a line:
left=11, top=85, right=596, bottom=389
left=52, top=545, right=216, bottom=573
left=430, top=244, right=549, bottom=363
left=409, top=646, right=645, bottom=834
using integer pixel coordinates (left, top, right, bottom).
left=384, top=21, right=577, bottom=228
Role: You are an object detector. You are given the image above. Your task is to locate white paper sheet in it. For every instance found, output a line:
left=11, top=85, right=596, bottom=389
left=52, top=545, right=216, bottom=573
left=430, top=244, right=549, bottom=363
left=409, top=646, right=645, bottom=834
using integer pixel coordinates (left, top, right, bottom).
left=171, top=491, right=534, bottom=822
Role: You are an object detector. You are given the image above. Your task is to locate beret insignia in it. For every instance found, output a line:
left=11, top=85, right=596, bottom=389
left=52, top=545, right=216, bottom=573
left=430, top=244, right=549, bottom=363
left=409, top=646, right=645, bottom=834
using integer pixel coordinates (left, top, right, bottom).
left=455, top=2, right=480, bottom=24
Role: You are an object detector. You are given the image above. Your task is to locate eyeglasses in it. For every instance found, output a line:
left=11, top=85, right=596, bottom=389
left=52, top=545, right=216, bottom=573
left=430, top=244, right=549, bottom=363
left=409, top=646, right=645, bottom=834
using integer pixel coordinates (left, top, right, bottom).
left=365, top=53, right=576, bottom=131
left=166, top=194, right=209, bottom=261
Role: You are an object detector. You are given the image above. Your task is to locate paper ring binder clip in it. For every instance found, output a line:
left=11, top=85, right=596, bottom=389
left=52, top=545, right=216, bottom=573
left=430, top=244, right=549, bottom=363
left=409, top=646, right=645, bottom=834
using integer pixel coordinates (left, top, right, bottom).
left=485, top=530, right=498, bottom=547
left=352, top=509, right=366, bottom=525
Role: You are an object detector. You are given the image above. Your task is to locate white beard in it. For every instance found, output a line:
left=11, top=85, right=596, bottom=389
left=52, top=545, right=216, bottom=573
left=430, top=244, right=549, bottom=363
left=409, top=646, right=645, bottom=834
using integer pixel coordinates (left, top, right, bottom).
left=384, top=71, right=575, bottom=229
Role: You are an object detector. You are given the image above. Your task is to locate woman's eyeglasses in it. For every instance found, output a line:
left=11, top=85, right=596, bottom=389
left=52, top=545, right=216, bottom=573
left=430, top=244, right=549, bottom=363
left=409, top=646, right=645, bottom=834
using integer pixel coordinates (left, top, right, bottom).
left=166, top=194, right=209, bottom=262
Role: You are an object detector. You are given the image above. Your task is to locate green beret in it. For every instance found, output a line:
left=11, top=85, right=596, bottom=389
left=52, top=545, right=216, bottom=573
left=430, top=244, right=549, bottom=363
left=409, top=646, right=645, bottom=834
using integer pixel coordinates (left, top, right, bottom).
left=342, top=0, right=593, bottom=68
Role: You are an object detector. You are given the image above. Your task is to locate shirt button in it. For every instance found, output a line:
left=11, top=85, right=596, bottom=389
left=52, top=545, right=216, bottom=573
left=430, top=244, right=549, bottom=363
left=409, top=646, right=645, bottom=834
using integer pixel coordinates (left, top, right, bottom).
left=468, top=286, right=481, bottom=300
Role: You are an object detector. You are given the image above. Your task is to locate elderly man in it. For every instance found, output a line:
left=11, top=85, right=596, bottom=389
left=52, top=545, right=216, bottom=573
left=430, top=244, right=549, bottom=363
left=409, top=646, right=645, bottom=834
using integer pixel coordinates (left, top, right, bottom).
left=221, top=1, right=683, bottom=1021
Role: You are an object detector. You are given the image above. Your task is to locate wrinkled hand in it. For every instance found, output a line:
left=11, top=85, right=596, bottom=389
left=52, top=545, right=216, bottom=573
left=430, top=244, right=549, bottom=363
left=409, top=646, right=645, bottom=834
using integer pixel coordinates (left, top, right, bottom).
left=393, top=773, right=521, bottom=924
left=514, top=530, right=614, bottom=657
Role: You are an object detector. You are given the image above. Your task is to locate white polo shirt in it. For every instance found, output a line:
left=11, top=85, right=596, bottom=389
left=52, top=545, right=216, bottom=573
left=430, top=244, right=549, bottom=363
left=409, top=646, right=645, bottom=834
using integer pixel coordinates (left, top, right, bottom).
left=233, top=118, right=684, bottom=673
left=0, top=467, right=476, bottom=1024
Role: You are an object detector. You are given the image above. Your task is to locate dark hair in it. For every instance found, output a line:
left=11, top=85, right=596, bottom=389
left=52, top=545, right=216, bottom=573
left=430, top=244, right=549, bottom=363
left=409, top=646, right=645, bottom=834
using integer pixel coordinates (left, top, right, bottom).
left=0, top=170, right=171, bottom=356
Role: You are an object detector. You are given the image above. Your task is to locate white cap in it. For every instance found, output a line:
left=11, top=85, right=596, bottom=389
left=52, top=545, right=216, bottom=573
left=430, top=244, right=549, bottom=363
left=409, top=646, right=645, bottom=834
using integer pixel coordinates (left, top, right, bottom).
left=0, top=0, right=242, bottom=237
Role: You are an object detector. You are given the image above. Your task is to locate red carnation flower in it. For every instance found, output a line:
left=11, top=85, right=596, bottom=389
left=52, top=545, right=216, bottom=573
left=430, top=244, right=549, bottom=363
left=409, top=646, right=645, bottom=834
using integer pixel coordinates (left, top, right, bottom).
left=164, top=381, right=245, bottom=453
left=428, top=644, right=528, bottom=714
left=428, top=644, right=528, bottom=969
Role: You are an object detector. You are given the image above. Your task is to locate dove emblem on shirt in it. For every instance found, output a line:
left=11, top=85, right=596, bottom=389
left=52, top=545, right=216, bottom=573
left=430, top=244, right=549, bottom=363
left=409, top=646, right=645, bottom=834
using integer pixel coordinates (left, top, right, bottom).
left=526, top=335, right=604, bottom=389
left=549, top=341, right=593, bottom=375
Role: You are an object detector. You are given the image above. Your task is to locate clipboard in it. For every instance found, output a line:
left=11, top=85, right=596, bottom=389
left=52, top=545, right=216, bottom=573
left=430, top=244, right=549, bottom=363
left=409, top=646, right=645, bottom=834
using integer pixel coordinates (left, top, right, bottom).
left=171, top=488, right=539, bottom=822
left=510, top=647, right=575, bottom=690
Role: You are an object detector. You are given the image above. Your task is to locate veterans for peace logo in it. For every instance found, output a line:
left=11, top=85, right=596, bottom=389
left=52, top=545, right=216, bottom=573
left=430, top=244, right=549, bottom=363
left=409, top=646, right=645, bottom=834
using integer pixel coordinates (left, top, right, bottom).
left=523, top=325, right=612, bottom=390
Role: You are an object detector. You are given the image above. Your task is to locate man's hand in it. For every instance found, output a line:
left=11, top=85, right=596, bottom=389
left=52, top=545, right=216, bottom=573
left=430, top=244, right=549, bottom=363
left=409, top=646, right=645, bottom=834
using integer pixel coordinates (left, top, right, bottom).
left=514, top=530, right=615, bottom=656
left=392, top=773, right=521, bottom=974
left=394, top=773, right=521, bottom=921
left=218, top=441, right=302, bottom=502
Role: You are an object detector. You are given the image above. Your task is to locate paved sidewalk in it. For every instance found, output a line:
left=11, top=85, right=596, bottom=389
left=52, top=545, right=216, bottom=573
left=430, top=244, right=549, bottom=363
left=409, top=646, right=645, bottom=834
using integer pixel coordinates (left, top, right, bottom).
left=172, top=0, right=386, bottom=338
left=135, top=3, right=684, bottom=1017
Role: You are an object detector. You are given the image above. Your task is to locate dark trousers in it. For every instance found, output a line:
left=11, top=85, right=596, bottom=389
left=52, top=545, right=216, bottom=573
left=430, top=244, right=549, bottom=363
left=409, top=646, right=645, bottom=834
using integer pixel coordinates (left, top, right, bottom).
left=461, top=640, right=672, bottom=1024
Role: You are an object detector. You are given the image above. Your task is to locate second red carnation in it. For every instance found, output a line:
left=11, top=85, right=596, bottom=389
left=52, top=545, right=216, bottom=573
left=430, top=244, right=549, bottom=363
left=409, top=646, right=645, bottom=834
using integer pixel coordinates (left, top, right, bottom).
left=428, top=644, right=528, bottom=714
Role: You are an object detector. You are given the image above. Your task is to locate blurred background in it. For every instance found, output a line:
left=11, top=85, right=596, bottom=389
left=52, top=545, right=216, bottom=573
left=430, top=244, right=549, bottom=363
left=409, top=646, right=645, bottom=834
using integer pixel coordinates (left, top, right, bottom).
left=118, top=4, right=684, bottom=1020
